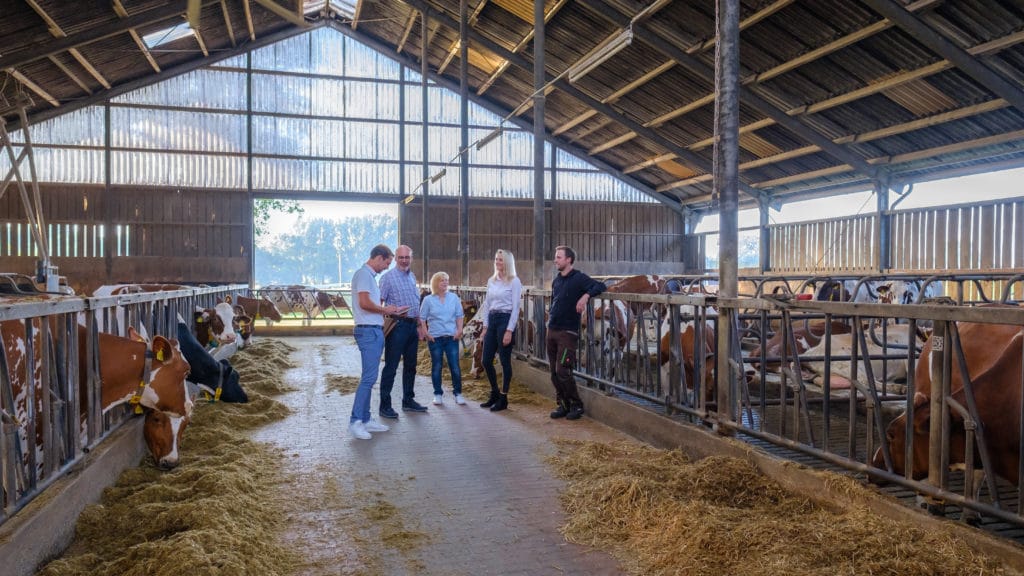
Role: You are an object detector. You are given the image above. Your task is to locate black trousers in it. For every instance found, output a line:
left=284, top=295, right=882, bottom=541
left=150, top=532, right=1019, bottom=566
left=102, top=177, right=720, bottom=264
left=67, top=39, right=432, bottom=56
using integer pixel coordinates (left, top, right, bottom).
left=482, top=311, right=514, bottom=394
left=546, top=328, right=581, bottom=406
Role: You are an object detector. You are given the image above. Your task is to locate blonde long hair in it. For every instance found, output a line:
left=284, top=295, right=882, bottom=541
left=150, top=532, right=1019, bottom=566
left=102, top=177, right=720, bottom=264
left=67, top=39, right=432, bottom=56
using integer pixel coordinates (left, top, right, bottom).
left=492, top=249, right=518, bottom=281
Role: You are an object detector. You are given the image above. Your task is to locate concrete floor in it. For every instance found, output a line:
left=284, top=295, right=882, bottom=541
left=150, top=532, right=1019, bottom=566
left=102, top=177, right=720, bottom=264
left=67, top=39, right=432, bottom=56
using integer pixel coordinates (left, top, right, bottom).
left=250, top=336, right=629, bottom=576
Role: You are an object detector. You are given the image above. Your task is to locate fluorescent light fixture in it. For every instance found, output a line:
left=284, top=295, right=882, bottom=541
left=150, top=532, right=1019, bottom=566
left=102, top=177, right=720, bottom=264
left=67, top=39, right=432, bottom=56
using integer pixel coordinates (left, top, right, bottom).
left=429, top=168, right=447, bottom=184
left=567, top=28, right=633, bottom=83
left=143, top=22, right=194, bottom=48
left=475, top=127, right=503, bottom=151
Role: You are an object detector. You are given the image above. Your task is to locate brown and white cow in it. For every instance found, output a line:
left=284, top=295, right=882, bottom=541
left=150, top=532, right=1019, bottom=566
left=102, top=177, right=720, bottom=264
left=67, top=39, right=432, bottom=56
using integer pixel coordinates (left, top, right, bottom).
left=801, top=324, right=921, bottom=389
left=229, top=294, right=283, bottom=324
left=261, top=285, right=334, bottom=326
left=872, top=322, right=1024, bottom=483
left=658, top=321, right=717, bottom=403
left=748, top=320, right=852, bottom=372
left=1, top=317, right=193, bottom=476
left=194, top=301, right=239, bottom=361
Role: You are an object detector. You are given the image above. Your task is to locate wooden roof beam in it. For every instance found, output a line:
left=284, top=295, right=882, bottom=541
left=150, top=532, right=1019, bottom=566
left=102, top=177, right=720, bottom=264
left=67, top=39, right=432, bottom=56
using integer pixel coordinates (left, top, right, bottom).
left=24, top=1, right=113, bottom=90
left=9, top=70, right=59, bottom=108
left=553, top=60, right=674, bottom=135
left=220, top=0, right=237, bottom=47
left=862, top=0, right=1024, bottom=115
left=655, top=99, right=1010, bottom=190
left=0, top=1, right=221, bottom=71
left=193, top=26, right=210, bottom=57
left=252, top=0, right=310, bottom=27
left=579, top=0, right=881, bottom=181
left=396, top=10, right=418, bottom=54
left=351, top=0, right=365, bottom=30
left=437, top=40, right=460, bottom=75
left=693, top=0, right=796, bottom=53
left=243, top=0, right=257, bottom=41
left=47, top=56, right=92, bottom=95
left=112, top=0, right=162, bottom=73
left=477, top=0, right=570, bottom=96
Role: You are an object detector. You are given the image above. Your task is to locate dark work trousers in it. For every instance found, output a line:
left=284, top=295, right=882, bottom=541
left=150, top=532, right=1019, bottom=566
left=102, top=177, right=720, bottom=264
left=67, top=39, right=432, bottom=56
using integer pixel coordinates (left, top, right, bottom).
left=380, top=320, right=419, bottom=409
left=546, top=328, right=582, bottom=407
left=482, top=311, right=514, bottom=394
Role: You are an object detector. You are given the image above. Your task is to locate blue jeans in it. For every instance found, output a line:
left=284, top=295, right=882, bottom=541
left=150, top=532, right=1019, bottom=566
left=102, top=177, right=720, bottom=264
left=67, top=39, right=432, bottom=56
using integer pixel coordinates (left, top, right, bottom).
left=351, top=325, right=384, bottom=424
left=427, top=336, right=462, bottom=395
left=380, top=320, right=420, bottom=409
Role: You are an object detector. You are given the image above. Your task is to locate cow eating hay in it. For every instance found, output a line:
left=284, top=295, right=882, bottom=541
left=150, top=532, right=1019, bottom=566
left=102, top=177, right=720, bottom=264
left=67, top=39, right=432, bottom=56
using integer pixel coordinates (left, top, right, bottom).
left=548, top=439, right=1012, bottom=576
left=36, top=339, right=298, bottom=576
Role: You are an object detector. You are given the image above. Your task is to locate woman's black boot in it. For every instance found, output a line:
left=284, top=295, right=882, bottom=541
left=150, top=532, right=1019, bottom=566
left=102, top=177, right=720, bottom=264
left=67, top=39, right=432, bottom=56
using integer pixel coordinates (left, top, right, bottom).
left=480, top=391, right=498, bottom=408
left=490, top=393, right=508, bottom=412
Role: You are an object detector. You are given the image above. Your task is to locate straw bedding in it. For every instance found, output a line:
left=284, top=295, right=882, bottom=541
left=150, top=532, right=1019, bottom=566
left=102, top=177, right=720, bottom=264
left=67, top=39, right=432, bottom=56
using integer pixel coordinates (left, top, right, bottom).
left=38, top=339, right=297, bottom=576
left=548, top=439, right=1015, bottom=576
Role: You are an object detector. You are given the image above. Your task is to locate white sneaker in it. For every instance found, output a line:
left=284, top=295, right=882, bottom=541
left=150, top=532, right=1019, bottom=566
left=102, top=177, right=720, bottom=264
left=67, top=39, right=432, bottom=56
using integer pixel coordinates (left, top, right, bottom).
left=455, top=394, right=467, bottom=405
left=433, top=394, right=443, bottom=405
left=364, top=418, right=389, bottom=433
left=349, top=420, right=372, bottom=440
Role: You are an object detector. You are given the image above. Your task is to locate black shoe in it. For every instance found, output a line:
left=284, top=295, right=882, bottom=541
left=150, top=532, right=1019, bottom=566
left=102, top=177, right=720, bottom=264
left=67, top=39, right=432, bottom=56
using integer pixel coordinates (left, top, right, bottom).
left=379, top=407, right=399, bottom=419
left=550, top=404, right=569, bottom=419
left=402, top=401, right=428, bottom=413
left=490, top=394, right=508, bottom=412
left=480, top=392, right=498, bottom=408
left=565, top=403, right=584, bottom=420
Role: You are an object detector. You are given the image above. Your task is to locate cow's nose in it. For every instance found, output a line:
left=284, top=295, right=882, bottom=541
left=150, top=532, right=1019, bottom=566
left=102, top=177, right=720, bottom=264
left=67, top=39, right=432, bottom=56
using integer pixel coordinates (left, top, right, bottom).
left=158, top=456, right=179, bottom=470
left=221, top=332, right=237, bottom=343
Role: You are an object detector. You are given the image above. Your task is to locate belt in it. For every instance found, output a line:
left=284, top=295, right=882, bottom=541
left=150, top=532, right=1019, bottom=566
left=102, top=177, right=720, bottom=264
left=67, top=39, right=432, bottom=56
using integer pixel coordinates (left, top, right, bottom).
left=356, top=324, right=382, bottom=328
left=489, top=310, right=512, bottom=316
left=392, top=316, right=419, bottom=324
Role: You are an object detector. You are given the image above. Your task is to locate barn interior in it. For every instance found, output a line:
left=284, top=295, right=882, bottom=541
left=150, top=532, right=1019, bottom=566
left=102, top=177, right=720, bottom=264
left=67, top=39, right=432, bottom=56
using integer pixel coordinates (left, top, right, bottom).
left=2, top=1, right=1024, bottom=574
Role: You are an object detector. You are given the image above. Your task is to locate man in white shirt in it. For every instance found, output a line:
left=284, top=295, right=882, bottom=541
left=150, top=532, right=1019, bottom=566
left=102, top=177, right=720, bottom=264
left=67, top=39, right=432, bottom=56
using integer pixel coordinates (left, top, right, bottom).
left=349, top=244, right=403, bottom=440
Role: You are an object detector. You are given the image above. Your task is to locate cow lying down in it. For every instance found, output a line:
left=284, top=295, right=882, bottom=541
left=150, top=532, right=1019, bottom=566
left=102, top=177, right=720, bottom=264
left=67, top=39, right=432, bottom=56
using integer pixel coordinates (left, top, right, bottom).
left=176, top=319, right=248, bottom=403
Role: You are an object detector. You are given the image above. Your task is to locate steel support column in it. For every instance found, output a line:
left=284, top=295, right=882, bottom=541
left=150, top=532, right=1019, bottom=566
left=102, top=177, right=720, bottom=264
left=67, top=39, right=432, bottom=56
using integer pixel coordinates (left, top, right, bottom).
left=459, top=0, right=470, bottom=284
left=421, top=9, right=431, bottom=276
left=875, top=178, right=891, bottom=272
left=714, top=0, right=740, bottom=430
left=533, top=0, right=546, bottom=287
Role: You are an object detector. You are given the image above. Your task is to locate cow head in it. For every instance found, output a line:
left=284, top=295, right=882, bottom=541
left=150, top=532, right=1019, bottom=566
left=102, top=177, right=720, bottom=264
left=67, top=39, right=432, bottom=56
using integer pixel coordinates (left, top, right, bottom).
left=873, top=392, right=931, bottom=480
left=194, top=302, right=237, bottom=348
left=125, top=328, right=193, bottom=470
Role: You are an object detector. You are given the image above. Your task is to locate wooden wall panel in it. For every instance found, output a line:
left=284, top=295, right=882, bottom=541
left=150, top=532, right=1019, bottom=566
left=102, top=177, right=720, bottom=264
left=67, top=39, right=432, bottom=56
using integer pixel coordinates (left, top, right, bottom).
left=0, top=183, right=250, bottom=293
left=403, top=199, right=686, bottom=286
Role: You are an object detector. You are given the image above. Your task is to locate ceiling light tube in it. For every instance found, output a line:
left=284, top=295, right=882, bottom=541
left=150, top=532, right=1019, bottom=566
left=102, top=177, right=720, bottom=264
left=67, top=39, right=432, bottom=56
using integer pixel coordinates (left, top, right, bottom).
left=429, top=168, right=447, bottom=184
left=475, top=127, right=503, bottom=151
left=567, top=28, right=633, bottom=83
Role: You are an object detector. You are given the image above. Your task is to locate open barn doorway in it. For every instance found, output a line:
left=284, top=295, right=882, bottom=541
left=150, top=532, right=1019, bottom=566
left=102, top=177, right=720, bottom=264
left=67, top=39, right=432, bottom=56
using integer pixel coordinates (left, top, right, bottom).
left=253, top=199, right=398, bottom=290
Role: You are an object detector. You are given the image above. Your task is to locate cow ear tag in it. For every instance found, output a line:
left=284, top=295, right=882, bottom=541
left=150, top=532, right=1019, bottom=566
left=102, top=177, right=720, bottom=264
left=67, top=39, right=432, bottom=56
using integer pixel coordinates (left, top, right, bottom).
left=156, top=349, right=165, bottom=362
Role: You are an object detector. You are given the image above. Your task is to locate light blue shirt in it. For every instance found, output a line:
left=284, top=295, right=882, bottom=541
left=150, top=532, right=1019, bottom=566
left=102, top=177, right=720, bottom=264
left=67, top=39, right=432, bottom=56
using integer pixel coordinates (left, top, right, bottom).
left=420, top=293, right=464, bottom=338
left=351, top=264, right=383, bottom=326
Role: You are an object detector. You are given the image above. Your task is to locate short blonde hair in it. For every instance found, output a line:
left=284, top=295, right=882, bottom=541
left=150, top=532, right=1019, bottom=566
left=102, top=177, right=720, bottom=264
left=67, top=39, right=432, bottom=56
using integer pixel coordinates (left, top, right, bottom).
left=430, top=271, right=449, bottom=294
left=492, top=249, right=518, bottom=281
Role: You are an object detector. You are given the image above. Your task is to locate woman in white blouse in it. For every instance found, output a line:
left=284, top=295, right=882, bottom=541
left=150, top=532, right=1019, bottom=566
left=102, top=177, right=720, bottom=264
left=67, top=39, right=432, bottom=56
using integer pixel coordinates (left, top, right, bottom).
left=476, top=249, right=522, bottom=412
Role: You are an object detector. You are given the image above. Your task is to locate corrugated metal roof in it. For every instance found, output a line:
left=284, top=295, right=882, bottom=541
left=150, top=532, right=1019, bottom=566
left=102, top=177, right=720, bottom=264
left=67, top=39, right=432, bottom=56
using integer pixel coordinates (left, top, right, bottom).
left=2, top=0, right=1023, bottom=213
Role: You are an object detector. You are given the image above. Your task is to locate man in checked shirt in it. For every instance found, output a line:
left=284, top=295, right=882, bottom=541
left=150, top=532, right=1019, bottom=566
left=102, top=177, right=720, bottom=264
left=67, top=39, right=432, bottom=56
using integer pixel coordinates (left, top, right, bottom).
left=378, top=245, right=430, bottom=418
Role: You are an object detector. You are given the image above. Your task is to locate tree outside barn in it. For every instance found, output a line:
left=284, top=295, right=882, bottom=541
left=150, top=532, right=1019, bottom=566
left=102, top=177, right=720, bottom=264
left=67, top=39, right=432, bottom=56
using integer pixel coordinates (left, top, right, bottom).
left=254, top=199, right=398, bottom=287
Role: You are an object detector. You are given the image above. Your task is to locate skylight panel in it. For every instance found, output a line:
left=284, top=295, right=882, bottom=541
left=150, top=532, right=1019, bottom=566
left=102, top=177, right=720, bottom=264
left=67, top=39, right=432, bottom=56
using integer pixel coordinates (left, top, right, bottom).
left=143, top=22, right=194, bottom=49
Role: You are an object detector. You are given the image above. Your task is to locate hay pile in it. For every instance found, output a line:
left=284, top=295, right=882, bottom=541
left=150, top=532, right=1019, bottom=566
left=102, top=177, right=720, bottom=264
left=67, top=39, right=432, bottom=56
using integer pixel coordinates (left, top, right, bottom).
left=231, top=338, right=298, bottom=395
left=38, top=340, right=297, bottom=576
left=548, top=440, right=1011, bottom=576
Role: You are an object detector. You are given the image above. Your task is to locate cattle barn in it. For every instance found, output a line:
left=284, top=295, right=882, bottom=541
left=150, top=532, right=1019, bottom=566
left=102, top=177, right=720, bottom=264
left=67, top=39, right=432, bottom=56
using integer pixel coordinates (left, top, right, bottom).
left=2, top=1, right=1024, bottom=574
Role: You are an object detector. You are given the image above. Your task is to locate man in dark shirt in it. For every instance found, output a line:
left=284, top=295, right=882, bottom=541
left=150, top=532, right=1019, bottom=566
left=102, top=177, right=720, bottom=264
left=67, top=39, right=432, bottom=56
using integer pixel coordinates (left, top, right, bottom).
left=547, top=245, right=606, bottom=420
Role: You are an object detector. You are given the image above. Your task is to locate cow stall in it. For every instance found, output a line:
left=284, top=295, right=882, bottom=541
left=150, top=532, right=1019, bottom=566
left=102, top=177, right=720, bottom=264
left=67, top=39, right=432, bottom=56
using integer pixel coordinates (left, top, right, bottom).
left=493, top=274, right=1024, bottom=537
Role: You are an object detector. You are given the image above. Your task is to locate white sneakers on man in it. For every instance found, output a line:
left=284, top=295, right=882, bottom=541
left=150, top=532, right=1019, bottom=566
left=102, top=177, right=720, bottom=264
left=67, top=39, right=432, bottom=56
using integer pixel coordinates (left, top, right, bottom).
left=433, top=394, right=444, bottom=405
left=364, top=418, right=390, bottom=433
left=349, top=420, right=372, bottom=440
left=455, top=394, right=467, bottom=405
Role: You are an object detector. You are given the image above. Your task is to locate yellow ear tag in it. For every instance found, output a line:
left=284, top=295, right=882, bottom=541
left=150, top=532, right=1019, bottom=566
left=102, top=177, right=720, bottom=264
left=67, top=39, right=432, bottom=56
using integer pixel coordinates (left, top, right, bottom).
left=197, top=317, right=204, bottom=323
left=156, top=349, right=165, bottom=362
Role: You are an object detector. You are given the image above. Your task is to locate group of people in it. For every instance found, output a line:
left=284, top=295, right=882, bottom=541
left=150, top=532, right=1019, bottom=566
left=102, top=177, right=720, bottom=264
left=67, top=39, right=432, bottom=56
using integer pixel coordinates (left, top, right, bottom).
left=347, top=243, right=605, bottom=441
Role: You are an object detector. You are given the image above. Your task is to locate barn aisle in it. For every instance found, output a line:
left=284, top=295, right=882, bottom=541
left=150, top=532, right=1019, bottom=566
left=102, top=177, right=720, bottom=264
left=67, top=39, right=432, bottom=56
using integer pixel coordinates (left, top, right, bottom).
left=250, top=336, right=628, bottom=576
